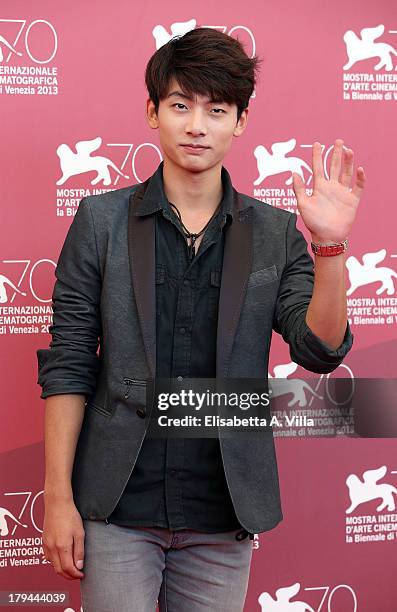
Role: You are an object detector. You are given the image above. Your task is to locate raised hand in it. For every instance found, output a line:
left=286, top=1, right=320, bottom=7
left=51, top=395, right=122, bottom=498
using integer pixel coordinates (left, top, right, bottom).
left=292, top=139, right=366, bottom=243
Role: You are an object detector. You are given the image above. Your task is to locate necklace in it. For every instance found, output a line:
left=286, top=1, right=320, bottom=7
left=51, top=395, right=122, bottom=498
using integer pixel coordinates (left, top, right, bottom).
left=169, top=201, right=222, bottom=262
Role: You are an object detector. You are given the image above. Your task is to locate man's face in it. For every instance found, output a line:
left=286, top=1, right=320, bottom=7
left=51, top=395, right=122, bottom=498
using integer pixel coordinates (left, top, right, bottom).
left=146, top=76, right=248, bottom=172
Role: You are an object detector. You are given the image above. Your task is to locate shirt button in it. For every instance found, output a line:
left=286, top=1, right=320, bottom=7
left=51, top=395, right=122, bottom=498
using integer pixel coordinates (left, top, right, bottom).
left=180, top=327, right=186, bottom=334
left=136, top=407, right=146, bottom=418
left=177, top=376, right=183, bottom=381
left=170, top=469, right=177, bottom=477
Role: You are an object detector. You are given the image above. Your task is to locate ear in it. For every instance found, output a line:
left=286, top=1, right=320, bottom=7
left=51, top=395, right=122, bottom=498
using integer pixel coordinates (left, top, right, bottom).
left=146, top=98, right=159, bottom=129
left=233, top=108, right=249, bottom=138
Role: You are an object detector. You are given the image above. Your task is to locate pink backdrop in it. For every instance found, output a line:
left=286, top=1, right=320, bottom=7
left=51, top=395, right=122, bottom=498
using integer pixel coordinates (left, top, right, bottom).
left=1, top=1, right=397, bottom=610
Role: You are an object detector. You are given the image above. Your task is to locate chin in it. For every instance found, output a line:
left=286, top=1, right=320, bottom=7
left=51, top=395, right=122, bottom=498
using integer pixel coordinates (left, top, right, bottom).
left=173, top=154, right=210, bottom=172
left=184, top=161, right=212, bottom=174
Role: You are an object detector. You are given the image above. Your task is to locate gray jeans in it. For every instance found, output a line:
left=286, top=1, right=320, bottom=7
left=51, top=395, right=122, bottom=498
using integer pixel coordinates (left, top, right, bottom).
left=79, top=519, right=253, bottom=612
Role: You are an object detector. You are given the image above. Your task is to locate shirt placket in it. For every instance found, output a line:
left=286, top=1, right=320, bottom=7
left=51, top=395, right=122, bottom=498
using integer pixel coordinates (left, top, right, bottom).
left=163, top=211, right=224, bottom=530
left=164, top=230, right=191, bottom=528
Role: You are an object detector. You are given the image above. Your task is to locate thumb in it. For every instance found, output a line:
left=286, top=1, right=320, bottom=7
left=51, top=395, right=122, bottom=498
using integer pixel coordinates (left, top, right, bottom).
left=74, top=533, right=85, bottom=570
left=292, top=172, right=306, bottom=203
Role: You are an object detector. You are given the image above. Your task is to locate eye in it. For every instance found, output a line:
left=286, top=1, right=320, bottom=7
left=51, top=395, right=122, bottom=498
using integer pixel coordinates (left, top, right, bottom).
left=211, top=108, right=226, bottom=114
left=172, top=103, right=187, bottom=110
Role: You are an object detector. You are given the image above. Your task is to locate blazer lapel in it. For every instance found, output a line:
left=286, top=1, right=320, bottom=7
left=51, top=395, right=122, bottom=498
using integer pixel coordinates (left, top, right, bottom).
left=128, top=179, right=254, bottom=381
left=216, top=189, right=254, bottom=377
left=128, top=179, right=157, bottom=379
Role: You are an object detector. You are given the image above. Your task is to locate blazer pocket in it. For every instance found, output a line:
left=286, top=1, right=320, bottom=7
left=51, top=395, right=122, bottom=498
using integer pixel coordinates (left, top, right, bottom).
left=123, top=377, right=147, bottom=402
left=207, top=269, right=222, bottom=319
left=247, top=264, right=278, bottom=289
left=87, top=400, right=113, bottom=418
left=86, top=388, right=112, bottom=417
left=155, top=264, right=166, bottom=317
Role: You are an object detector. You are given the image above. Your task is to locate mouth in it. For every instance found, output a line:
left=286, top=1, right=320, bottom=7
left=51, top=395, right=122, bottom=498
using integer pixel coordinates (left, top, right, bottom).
left=180, top=144, right=210, bottom=155
left=180, top=144, right=210, bottom=149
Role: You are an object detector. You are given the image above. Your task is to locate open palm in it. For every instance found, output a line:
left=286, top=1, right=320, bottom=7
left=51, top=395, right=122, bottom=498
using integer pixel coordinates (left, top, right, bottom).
left=292, top=139, right=366, bottom=243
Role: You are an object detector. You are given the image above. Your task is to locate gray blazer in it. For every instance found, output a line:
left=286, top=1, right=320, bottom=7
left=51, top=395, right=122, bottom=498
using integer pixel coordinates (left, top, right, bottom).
left=36, top=169, right=354, bottom=534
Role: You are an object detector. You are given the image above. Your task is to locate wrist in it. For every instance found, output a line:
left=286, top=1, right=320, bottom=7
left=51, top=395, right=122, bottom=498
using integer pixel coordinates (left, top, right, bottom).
left=310, top=235, right=348, bottom=244
left=311, top=237, right=348, bottom=257
left=44, top=482, right=73, bottom=501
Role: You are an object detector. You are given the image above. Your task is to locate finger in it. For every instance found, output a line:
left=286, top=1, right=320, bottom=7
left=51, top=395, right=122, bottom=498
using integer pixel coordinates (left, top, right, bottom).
left=43, top=543, right=51, bottom=563
left=329, top=139, right=344, bottom=181
left=312, top=141, right=324, bottom=192
left=73, top=530, right=85, bottom=572
left=340, top=147, right=354, bottom=188
left=58, top=542, right=84, bottom=579
left=292, top=172, right=307, bottom=204
left=351, top=166, right=366, bottom=200
left=47, top=547, right=70, bottom=580
left=43, top=539, right=57, bottom=570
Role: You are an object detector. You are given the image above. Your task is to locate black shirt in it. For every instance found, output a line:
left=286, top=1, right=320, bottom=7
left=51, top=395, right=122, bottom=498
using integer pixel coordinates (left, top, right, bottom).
left=107, top=161, right=242, bottom=532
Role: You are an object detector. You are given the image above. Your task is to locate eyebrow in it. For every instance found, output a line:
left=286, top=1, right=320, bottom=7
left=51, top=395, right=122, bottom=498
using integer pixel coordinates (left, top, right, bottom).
left=166, top=90, right=225, bottom=104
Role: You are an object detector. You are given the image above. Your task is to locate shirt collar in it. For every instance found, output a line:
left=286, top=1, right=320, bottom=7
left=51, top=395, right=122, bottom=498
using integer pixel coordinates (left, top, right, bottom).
left=133, top=160, right=235, bottom=222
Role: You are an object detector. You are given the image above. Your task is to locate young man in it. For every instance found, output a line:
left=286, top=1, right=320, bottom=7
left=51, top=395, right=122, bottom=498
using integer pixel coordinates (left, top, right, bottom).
left=37, top=27, right=365, bottom=612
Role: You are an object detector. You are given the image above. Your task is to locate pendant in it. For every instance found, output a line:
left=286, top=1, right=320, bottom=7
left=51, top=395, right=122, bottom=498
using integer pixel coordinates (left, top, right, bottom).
left=188, top=234, right=197, bottom=262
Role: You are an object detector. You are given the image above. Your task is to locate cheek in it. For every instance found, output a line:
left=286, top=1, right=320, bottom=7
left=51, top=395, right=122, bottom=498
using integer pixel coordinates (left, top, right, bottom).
left=162, top=122, right=183, bottom=142
left=158, top=127, right=176, bottom=148
left=215, top=127, right=235, bottom=147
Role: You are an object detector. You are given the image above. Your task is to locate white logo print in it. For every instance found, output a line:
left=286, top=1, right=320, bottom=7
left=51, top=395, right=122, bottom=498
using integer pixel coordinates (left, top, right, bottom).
left=346, top=249, right=397, bottom=296
left=0, top=19, right=58, bottom=64
left=259, top=582, right=359, bottom=610
left=152, top=19, right=196, bottom=49
left=0, top=273, right=27, bottom=303
left=56, top=137, right=130, bottom=186
left=0, top=506, right=28, bottom=537
left=343, top=24, right=397, bottom=71
left=346, top=465, right=397, bottom=513
left=268, top=362, right=324, bottom=408
left=253, top=139, right=313, bottom=186
left=0, top=34, right=22, bottom=62
left=259, top=582, right=315, bottom=611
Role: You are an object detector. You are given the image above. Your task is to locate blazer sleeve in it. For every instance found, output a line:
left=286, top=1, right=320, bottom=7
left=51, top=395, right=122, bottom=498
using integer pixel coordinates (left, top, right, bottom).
left=36, top=197, right=102, bottom=399
left=272, top=212, right=354, bottom=374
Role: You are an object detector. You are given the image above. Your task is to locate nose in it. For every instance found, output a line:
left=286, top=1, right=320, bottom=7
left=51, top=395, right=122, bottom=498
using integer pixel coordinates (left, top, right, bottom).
left=185, top=108, right=207, bottom=136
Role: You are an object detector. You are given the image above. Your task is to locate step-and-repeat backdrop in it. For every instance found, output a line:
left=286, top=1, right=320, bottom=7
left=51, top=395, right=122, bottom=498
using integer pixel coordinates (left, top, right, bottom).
left=1, top=1, right=396, bottom=610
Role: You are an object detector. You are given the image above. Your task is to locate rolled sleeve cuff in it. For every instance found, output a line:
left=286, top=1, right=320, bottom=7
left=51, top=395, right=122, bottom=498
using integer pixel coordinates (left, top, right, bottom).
left=39, top=387, right=91, bottom=400
left=296, top=319, right=354, bottom=373
left=36, top=348, right=96, bottom=400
